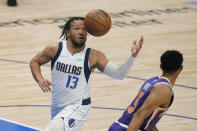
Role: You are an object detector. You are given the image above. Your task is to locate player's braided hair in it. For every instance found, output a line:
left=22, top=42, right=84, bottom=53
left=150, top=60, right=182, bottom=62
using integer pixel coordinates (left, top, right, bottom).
left=59, top=17, right=85, bottom=40
left=160, top=50, right=183, bottom=73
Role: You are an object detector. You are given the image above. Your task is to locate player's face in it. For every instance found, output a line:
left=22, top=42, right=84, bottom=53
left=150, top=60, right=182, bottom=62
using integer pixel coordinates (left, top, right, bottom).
left=68, top=20, right=87, bottom=48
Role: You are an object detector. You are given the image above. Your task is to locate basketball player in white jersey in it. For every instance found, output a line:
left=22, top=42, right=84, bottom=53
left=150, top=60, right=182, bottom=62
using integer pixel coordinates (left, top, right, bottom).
left=30, top=17, right=143, bottom=131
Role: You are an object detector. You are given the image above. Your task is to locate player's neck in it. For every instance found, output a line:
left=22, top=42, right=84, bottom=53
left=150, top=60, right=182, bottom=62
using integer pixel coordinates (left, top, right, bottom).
left=67, top=41, right=85, bottom=55
left=161, top=73, right=178, bottom=87
left=161, top=66, right=182, bottom=87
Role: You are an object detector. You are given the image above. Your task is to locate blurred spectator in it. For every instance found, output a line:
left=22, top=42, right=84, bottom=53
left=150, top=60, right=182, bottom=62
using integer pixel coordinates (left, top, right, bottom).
left=7, top=0, right=17, bottom=6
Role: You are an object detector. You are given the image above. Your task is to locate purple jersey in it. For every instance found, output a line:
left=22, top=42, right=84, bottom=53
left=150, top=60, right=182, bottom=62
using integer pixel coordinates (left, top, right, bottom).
left=118, top=76, right=173, bottom=131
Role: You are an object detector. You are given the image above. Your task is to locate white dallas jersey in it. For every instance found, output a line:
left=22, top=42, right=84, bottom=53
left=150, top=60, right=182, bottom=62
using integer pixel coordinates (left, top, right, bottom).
left=51, top=40, right=92, bottom=108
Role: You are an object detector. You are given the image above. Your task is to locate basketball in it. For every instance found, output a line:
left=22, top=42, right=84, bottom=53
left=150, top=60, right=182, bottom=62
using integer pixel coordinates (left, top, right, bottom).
left=84, top=9, right=111, bottom=37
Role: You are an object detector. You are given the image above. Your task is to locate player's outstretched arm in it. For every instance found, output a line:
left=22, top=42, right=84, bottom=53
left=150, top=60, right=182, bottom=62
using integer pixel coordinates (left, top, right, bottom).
left=90, top=36, right=144, bottom=80
left=103, top=36, right=144, bottom=79
left=30, top=44, right=57, bottom=93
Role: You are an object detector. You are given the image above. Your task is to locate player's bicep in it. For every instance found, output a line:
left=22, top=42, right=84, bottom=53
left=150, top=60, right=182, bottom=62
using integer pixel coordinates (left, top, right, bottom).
left=137, top=93, right=159, bottom=118
left=31, top=45, right=55, bottom=65
left=91, top=50, right=109, bottom=72
left=33, top=52, right=50, bottom=65
left=97, top=53, right=109, bottom=72
left=136, top=85, right=170, bottom=118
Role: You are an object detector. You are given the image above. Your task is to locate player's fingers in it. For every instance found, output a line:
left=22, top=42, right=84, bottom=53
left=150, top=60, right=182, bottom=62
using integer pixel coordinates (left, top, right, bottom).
left=46, top=79, right=53, bottom=86
left=40, top=80, right=50, bottom=93
left=137, top=39, right=143, bottom=50
left=41, top=87, right=47, bottom=93
left=39, top=83, right=46, bottom=93
left=139, top=36, right=144, bottom=44
left=47, top=87, right=51, bottom=92
left=38, top=79, right=49, bottom=93
left=42, top=80, right=48, bottom=87
left=133, top=40, right=137, bottom=46
left=43, top=81, right=51, bottom=93
left=138, top=36, right=143, bottom=46
left=131, top=40, right=137, bottom=52
left=45, top=85, right=51, bottom=92
left=137, top=43, right=142, bottom=50
left=45, top=80, right=52, bottom=92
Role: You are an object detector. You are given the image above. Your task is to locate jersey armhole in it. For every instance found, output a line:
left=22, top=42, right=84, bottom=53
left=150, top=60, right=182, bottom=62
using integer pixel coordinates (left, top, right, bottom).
left=51, top=42, right=63, bottom=70
left=84, top=48, right=91, bottom=83
left=153, top=82, right=174, bottom=108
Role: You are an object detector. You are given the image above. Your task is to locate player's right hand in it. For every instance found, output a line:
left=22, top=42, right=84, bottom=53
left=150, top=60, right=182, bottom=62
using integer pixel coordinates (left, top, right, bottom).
left=131, top=36, right=143, bottom=57
left=38, top=79, right=52, bottom=93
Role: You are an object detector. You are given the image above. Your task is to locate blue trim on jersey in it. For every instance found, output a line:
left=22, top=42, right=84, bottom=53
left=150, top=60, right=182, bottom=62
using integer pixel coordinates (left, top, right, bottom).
left=84, top=48, right=91, bottom=83
left=51, top=42, right=63, bottom=70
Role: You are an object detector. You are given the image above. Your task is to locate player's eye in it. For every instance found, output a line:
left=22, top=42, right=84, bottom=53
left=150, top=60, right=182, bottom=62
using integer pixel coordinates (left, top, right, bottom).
left=72, top=27, right=79, bottom=30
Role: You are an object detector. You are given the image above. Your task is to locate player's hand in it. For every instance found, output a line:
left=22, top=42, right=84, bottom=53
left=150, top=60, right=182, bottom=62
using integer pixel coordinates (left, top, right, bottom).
left=131, top=36, right=143, bottom=57
left=38, top=79, right=52, bottom=93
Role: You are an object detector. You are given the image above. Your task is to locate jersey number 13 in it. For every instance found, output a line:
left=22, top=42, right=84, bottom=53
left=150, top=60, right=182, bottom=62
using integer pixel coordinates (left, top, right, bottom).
left=66, top=75, right=79, bottom=89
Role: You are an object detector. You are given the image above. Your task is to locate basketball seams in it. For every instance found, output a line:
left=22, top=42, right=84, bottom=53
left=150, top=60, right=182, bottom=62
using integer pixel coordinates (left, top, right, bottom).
left=97, top=10, right=111, bottom=30
left=86, top=16, right=107, bottom=31
left=85, top=17, right=106, bottom=36
left=98, top=9, right=108, bottom=17
left=84, top=9, right=111, bottom=36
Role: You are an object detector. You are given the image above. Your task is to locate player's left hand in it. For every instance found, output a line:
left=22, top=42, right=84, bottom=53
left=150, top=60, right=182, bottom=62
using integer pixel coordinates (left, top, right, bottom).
left=131, top=36, right=143, bottom=57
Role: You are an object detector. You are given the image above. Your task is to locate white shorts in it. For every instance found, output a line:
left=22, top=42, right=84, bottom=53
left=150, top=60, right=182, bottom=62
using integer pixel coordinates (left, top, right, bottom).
left=44, top=100, right=91, bottom=131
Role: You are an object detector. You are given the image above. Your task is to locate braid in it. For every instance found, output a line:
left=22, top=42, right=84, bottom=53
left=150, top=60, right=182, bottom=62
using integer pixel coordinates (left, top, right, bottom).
left=59, top=17, right=85, bottom=40
left=59, top=22, right=67, bottom=39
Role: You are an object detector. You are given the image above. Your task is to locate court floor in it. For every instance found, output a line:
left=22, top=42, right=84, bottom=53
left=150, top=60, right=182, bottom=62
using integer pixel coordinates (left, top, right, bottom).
left=0, top=0, right=197, bottom=130
left=0, top=117, right=39, bottom=131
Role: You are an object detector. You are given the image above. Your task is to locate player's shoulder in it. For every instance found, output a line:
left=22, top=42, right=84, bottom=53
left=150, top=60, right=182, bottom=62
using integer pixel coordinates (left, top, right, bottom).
left=153, top=83, right=172, bottom=96
left=90, top=48, right=105, bottom=57
left=43, top=43, right=59, bottom=52
left=46, top=43, right=58, bottom=49
left=89, top=49, right=107, bottom=66
left=42, top=43, right=59, bottom=58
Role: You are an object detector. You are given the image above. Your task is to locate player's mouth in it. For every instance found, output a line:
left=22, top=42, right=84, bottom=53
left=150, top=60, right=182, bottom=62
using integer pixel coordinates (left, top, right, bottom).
left=78, top=37, right=85, bottom=40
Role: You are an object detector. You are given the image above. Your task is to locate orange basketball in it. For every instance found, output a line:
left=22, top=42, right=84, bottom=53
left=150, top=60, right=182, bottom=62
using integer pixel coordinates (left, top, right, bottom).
left=84, top=9, right=111, bottom=37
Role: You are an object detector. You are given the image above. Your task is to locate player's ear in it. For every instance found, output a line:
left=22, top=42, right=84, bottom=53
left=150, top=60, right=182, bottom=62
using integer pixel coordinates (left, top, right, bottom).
left=160, top=64, right=163, bottom=70
left=179, top=65, right=183, bottom=72
left=66, top=30, right=71, bottom=38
